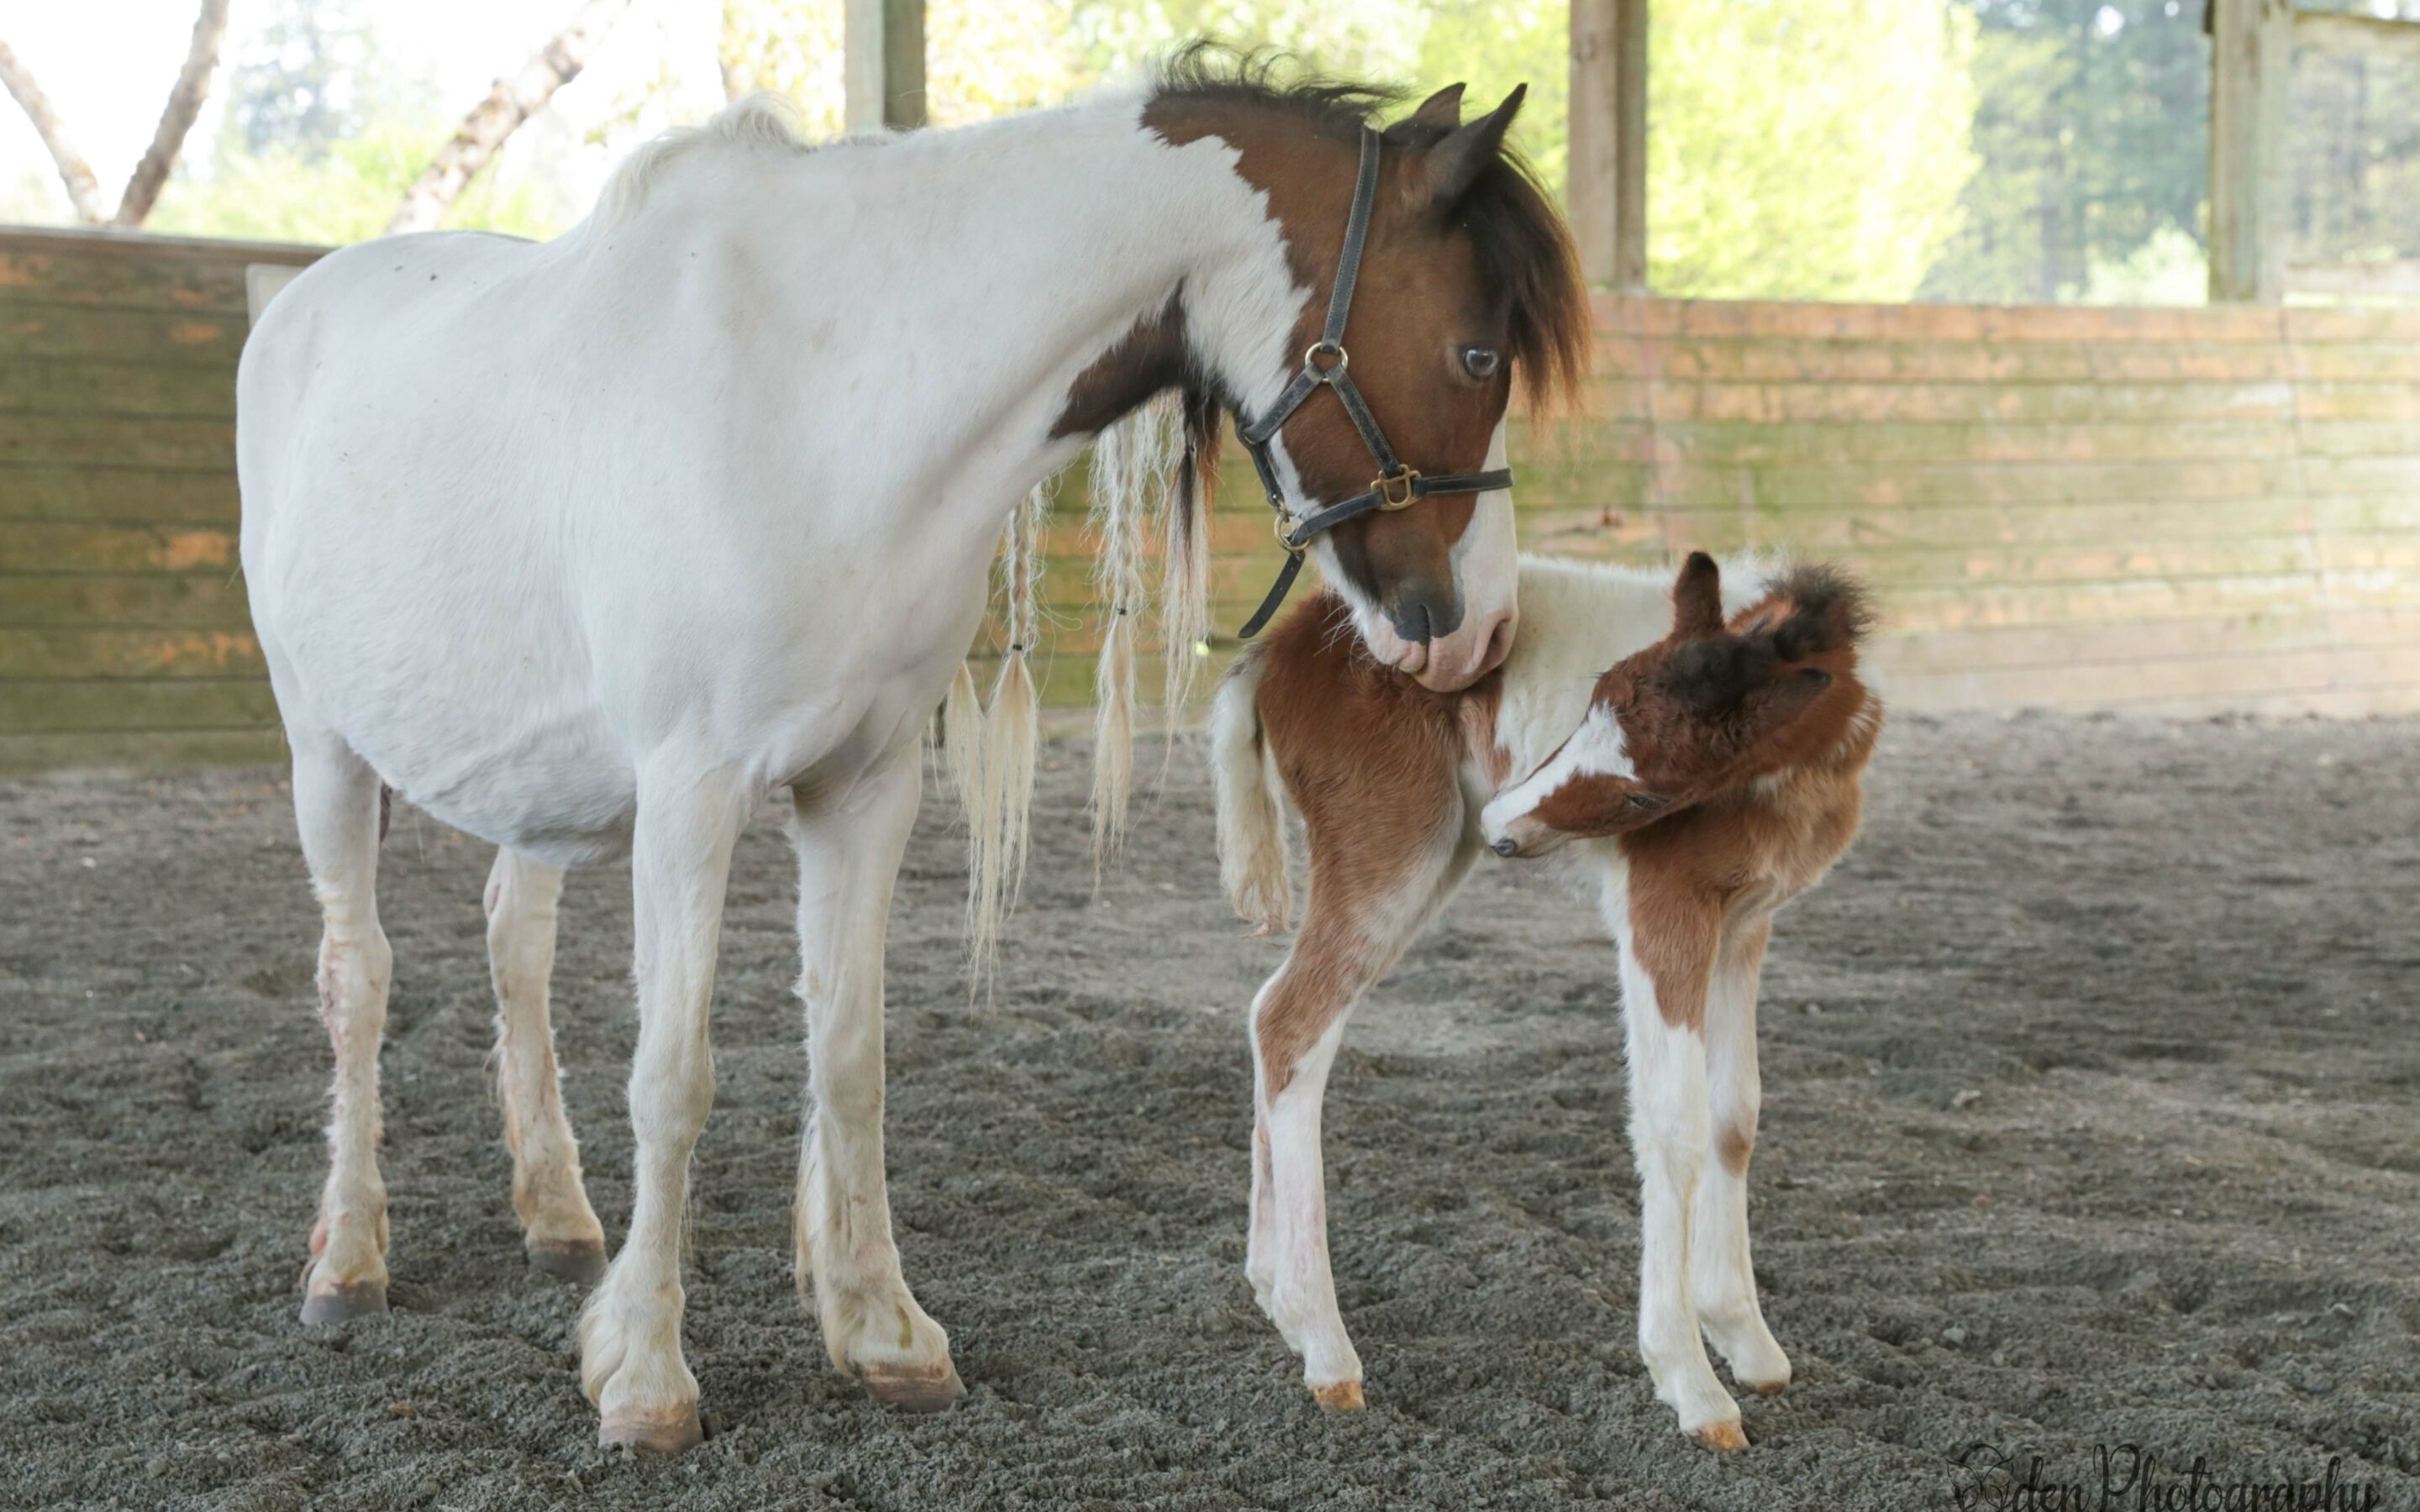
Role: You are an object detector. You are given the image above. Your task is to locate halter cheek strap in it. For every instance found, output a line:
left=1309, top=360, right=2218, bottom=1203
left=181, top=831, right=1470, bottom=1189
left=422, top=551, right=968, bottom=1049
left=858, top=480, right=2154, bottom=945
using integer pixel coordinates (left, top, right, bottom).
left=1232, top=123, right=1516, bottom=639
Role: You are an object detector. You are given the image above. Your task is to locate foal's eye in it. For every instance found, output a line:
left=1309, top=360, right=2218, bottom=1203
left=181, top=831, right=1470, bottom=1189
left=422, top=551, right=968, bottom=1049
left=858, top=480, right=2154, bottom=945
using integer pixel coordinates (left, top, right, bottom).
left=1460, top=345, right=1501, bottom=380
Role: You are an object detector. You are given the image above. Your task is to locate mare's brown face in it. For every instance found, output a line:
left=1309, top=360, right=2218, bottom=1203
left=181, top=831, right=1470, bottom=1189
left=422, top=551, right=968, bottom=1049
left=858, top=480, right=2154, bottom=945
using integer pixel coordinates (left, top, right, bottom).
left=1155, top=81, right=1581, bottom=690
left=1480, top=554, right=1866, bottom=858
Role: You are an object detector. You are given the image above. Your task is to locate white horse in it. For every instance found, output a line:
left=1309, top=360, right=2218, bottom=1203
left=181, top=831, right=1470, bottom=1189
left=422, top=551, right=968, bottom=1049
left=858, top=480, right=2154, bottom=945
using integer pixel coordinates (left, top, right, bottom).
left=237, top=53, right=1586, bottom=1450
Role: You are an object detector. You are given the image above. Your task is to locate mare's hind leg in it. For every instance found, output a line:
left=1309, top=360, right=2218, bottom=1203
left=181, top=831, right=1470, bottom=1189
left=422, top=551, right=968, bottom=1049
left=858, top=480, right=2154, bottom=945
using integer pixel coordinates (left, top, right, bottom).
left=787, top=748, right=958, bottom=1408
left=1248, top=788, right=1478, bottom=1410
left=291, top=732, right=395, bottom=1323
left=485, top=848, right=608, bottom=1282
left=1691, top=916, right=1791, bottom=1396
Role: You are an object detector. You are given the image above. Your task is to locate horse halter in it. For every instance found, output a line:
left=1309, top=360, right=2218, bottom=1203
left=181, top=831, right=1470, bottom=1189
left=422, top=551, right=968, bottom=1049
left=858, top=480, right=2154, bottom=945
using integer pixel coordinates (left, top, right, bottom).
left=1234, top=123, right=1516, bottom=639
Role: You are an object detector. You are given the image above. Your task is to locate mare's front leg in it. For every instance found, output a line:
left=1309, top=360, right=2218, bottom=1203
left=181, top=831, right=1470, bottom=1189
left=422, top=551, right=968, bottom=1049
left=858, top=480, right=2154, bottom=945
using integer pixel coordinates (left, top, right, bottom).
left=788, top=748, right=960, bottom=1409
left=578, top=764, right=749, bottom=1452
left=1691, top=916, right=1791, bottom=1395
left=1249, top=808, right=1473, bottom=1411
left=1612, top=879, right=1745, bottom=1449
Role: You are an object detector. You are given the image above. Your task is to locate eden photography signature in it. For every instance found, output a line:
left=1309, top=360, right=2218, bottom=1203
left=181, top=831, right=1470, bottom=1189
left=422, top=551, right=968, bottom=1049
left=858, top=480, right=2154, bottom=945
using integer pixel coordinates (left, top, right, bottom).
left=1947, top=1443, right=2388, bottom=1512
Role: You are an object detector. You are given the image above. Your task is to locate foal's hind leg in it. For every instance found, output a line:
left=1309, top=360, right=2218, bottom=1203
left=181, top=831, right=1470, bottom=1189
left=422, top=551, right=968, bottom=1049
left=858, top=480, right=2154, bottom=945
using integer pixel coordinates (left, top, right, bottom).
left=1691, top=916, right=1791, bottom=1396
left=291, top=732, right=395, bottom=1323
left=485, top=848, right=607, bottom=1282
left=788, top=748, right=958, bottom=1409
left=1248, top=797, right=1475, bottom=1410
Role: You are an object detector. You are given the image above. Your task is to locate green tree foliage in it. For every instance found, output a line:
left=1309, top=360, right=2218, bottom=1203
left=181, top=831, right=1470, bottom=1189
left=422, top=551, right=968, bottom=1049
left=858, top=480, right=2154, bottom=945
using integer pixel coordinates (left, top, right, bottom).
left=1647, top=0, right=1979, bottom=299
left=1919, top=0, right=2208, bottom=303
left=147, top=117, right=566, bottom=244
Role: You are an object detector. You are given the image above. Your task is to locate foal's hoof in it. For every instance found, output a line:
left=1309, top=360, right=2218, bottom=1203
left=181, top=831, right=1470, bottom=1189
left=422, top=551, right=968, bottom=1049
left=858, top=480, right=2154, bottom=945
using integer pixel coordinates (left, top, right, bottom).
left=1692, top=1419, right=1749, bottom=1453
left=528, top=1238, right=609, bottom=1285
left=599, top=1405, right=704, bottom=1454
left=1313, top=1381, right=1365, bottom=1413
left=299, top=1281, right=387, bottom=1325
left=1744, top=1376, right=1789, bottom=1398
left=860, top=1360, right=965, bottom=1412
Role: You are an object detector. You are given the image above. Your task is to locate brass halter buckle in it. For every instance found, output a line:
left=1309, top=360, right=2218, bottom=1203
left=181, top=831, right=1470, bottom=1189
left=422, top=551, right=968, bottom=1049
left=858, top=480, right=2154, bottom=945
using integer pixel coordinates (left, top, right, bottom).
left=1272, top=510, right=1305, bottom=555
left=1374, top=467, right=1422, bottom=510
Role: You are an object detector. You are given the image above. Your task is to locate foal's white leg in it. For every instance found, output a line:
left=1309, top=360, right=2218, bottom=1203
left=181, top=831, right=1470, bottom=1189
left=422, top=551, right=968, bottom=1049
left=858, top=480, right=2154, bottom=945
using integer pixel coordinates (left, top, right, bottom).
left=485, top=848, right=608, bottom=1283
left=1249, top=819, right=1471, bottom=1410
left=578, top=766, right=746, bottom=1452
left=788, top=748, right=959, bottom=1409
left=1691, top=917, right=1790, bottom=1395
left=1613, top=916, right=1744, bottom=1450
left=292, top=732, right=396, bottom=1324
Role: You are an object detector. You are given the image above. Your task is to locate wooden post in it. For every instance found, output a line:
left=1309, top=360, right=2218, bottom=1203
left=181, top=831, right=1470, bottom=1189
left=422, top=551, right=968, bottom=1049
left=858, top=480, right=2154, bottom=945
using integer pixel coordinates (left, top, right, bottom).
left=844, top=0, right=924, bottom=132
left=1569, top=0, right=1648, bottom=292
left=2207, top=0, right=2291, bottom=303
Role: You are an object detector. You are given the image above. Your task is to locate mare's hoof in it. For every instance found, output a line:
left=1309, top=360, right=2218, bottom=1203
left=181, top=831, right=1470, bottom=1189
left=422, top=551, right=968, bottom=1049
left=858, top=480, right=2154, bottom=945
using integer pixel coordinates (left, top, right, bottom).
left=1692, top=1419, right=1749, bottom=1453
left=1313, top=1380, right=1365, bottom=1412
left=860, top=1360, right=965, bottom=1412
left=599, top=1406, right=705, bottom=1454
left=300, top=1281, right=387, bottom=1325
left=528, top=1238, right=609, bottom=1285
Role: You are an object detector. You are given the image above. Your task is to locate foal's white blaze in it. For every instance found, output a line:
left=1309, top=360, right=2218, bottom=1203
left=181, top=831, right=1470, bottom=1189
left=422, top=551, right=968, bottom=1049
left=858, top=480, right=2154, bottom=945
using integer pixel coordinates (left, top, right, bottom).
left=1479, top=701, right=1630, bottom=849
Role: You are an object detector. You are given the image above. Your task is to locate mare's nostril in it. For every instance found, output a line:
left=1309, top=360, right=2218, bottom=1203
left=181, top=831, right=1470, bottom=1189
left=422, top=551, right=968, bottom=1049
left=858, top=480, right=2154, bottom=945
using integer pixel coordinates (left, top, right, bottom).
left=1491, top=837, right=1519, bottom=858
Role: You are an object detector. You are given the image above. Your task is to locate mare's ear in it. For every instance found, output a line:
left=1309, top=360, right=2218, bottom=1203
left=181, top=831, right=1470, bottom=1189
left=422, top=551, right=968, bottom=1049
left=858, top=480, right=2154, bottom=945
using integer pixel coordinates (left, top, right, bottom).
left=1409, top=85, right=1524, bottom=216
left=1670, top=551, right=1724, bottom=638
left=1405, top=83, right=1465, bottom=133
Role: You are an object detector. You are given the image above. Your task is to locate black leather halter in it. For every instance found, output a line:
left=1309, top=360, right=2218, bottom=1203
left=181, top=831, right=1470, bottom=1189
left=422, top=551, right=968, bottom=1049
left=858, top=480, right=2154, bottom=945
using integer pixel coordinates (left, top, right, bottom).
left=1233, top=123, right=1515, bottom=638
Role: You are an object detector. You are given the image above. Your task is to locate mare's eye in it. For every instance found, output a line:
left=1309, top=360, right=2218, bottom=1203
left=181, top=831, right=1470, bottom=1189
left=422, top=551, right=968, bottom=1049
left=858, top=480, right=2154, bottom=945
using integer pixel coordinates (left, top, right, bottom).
left=1460, top=345, right=1500, bottom=379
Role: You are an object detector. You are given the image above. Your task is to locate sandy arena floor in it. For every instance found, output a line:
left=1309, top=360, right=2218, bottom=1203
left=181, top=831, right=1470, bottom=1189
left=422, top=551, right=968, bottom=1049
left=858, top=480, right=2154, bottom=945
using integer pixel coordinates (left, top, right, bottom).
left=2, top=712, right=2416, bottom=1510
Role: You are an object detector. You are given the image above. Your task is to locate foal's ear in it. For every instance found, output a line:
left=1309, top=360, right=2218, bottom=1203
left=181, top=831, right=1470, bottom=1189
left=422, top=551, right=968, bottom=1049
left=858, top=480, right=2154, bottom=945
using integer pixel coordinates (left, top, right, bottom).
left=1411, top=85, right=1525, bottom=215
left=1670, top=551, right=1724, bottom=638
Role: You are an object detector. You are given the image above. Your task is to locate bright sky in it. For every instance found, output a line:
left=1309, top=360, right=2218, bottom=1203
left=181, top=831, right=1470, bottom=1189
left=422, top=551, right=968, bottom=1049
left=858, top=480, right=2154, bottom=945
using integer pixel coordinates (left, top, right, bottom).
left=0, top=0, right=724, bottom=218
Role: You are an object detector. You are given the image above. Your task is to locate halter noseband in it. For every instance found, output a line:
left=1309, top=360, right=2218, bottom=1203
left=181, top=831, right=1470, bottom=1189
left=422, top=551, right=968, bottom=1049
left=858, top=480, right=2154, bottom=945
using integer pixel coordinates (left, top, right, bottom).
left=1233, top=123, right=1516, bottom=639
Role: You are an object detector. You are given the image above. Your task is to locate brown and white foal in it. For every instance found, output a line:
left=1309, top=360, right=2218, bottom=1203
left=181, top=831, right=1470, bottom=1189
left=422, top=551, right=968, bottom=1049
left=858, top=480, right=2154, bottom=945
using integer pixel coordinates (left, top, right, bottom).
left=1212, top=551, right=1880, bottom=1449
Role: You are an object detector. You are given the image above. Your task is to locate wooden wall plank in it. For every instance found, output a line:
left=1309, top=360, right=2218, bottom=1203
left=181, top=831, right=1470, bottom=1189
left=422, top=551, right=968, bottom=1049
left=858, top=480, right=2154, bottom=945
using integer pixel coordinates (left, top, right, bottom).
left=6, top=226, right=2418, bottom=769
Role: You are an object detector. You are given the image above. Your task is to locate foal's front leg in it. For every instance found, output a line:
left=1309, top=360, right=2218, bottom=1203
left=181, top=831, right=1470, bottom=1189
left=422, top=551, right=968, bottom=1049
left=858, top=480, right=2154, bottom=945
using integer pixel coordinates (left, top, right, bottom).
left=1691, top=916, right=1791, bottom=1395
left=578, top=767, right=747, bottom=1452
left=788, top=749, right=959, bottom=1408
left=1612, top=885, right=1745, bottom=1450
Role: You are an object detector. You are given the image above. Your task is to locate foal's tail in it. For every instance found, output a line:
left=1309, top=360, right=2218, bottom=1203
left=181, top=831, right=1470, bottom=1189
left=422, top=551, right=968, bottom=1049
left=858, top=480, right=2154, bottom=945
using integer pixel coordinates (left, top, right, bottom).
left=1211, top=647, right=1292, bottom=935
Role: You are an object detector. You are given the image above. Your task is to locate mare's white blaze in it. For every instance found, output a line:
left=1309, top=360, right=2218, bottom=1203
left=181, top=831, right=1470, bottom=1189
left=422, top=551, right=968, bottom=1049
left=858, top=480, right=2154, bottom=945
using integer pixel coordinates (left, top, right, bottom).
left=1318, top=419, right=1519, bottom=688
left=1602, top=874, right=1740, bottom=1438
left=1480, top=702, right=1631, bottom=845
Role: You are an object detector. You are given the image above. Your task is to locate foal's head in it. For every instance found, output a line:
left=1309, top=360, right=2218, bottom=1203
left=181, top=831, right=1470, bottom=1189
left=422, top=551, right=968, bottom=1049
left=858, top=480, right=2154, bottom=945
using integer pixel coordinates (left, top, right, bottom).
left=1145, top=52, right=1590, bottom=691
left=1480, top=554, right=1876, bottom=858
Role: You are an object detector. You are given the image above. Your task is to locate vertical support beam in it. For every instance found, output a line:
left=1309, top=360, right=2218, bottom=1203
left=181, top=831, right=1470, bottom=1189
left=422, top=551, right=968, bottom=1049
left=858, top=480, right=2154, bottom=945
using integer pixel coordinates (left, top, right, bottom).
left=1570, top=0, right=1649, bottom=293
left=2207, top=0, right=2291, bottom=303
left=844, top=0, right=925, bottom=132
left=1612, top=0, right=1648, bottom=295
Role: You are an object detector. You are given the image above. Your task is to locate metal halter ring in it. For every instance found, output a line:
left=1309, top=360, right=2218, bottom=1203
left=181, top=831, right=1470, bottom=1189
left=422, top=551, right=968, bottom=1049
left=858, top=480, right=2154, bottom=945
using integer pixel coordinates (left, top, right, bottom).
left=1272, top=511, right=1304, bottom=554
left=1375, top=468, right=1422, bottom=509
left=1302, top=340, right=1348, bottom=375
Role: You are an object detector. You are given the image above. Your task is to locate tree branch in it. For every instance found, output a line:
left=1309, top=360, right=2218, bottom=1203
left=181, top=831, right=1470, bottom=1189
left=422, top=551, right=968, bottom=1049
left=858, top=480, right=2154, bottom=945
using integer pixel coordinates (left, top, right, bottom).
left=387, top=0, right=633, bottom=235
left=112, top=0, right=232, bottom=227
left=0, top=37, right=106, bottom=223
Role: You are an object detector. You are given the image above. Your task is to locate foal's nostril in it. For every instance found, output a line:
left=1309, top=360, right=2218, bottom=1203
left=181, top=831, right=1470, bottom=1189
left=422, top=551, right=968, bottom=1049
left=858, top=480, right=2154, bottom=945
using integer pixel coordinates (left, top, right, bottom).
left=1491, top=837, right=1519, bottom=858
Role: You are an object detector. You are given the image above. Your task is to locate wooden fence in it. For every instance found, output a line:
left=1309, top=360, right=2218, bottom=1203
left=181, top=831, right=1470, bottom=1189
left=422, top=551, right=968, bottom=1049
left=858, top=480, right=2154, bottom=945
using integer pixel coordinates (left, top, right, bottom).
left=3, top=226, right=2416, bottom=774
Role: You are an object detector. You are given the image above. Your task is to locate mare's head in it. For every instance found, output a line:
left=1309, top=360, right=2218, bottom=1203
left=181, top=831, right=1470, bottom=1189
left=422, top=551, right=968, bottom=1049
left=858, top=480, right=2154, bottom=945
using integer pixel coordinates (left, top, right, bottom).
left=1480, top=553, right=1876, bottom=858
left=1145, top=51, right=1590, bottom=690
